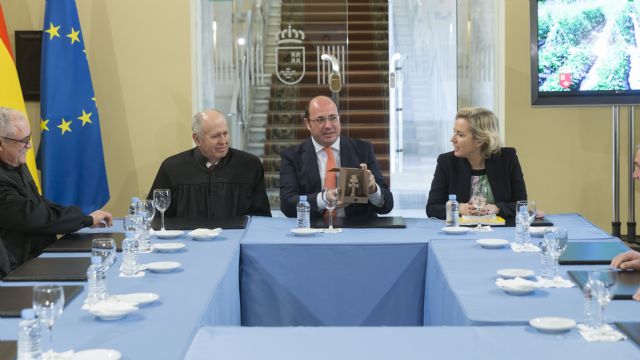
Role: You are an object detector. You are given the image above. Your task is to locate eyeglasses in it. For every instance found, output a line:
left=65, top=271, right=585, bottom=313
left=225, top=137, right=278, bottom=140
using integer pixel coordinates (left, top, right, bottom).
left=308, top=114, right=339, bottom=126
left=0, top=135, right=31, bottom=146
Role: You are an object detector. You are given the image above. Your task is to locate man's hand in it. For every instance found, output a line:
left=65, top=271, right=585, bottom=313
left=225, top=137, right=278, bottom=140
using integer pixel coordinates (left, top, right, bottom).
left=90, top=210, right=113, bottom=228
left=610, top=251, right=640, bottom=270
left=359, top=163, right=378, bottom=194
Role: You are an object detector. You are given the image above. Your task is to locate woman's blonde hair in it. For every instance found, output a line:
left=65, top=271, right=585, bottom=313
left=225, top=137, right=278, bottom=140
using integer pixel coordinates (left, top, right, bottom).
left=456, top=107, right=502, bottom=158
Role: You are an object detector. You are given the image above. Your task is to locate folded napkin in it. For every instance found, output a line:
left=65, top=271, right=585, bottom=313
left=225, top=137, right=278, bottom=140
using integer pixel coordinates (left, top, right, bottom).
left=41, top=350, right=74, bottom=360
left=190, top=228, right=222, bottom=237
left=496, top=277, right=537, bottom=290
left=535, top=276, right=575, bottom=288
left=510, top=243, right=541, bottom=253
left=318, top=228, right=343, bottom=233
left=470, top=224, right=493, bottom=232
left=119, top=269, right=145, bottom=278
left=577, top=324, right=627, bottom=342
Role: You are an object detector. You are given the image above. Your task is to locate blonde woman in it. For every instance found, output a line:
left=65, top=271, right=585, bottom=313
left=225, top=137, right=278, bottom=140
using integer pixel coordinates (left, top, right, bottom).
left=426, top=107, right=527, bottom=222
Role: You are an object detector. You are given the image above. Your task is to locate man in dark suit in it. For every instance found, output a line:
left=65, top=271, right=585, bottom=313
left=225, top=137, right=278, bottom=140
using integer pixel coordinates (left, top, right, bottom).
left=279, top=96, right=393, bottom=218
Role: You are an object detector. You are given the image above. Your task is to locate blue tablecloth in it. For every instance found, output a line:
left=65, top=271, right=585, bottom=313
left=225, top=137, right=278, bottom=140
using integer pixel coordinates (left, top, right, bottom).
left=0, top=221, right=241, bottom=359
left=184, top=326, right=640, bottom=360
left=240, top=214, right=616, bottom=326
left=241, top=217, right=430, bottom=326
left=425, top=238, right=640, bottom=325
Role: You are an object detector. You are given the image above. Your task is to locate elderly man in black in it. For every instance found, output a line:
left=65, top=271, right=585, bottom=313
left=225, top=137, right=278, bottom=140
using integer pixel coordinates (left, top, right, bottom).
left=147, top=109, right=271, bottom=218
left=0, top=107, right=112, bottom=278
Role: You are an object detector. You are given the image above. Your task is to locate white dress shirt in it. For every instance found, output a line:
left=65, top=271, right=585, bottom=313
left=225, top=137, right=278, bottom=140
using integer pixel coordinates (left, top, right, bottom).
left=311, top=137, right=384, bottom=215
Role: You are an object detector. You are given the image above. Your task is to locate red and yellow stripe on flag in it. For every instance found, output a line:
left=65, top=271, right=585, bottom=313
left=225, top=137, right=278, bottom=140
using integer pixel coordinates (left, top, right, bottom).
left=0, top=4, right=41, bottom=192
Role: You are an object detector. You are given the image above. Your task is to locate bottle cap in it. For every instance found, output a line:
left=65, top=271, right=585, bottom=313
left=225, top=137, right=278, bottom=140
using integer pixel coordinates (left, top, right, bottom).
left=131, top=197, right=139, bottom=202
left=448, top=194, right=457, bottom=200
left=299, top=195, right=307, bottom=201
left=21, top=308, right=35, bottom=319
left=91, top=256, right=102, bottom=265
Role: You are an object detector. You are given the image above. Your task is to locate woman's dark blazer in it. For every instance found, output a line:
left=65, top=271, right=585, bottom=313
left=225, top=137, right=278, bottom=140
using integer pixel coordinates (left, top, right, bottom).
left=425, top=147, right=527, bottom=221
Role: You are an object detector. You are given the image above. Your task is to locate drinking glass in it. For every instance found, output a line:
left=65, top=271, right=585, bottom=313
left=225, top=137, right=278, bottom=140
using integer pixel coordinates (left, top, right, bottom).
left=153, top=189, right=171, bottom=231
left=322, top=186, right=340, bottom=233
left=543, top=227, right=568, bottom=278
left=137, top=199, right=156, bottom=253
left=33, top=285, right=64, bottom=358
left=124, top=213, right=143, bottom=236
left=91, top=238, right=116, bottom=271
left=471, top=183, right=488, bottom=214
left=516, top=200, right=536, bottom=224
left=589, top=270, right=618, bottom=329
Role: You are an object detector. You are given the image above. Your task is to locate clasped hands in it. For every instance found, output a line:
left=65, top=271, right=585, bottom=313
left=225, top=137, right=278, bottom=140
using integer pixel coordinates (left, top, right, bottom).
left=459, top=203, right=499, bottom=216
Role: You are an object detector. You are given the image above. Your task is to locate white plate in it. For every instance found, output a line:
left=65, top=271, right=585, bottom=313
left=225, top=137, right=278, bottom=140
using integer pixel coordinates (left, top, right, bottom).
left=498, top=284, right=536, bottom=296
left=111, top=293, right=159, bottom=307
left=529, top=317, right=576, bottom=333
left=497, top=268, right=535, bottom=279
left=144, top=261, right=181, bottom=273
left=476, top=238, right=509, bottom=249
left=442, top=226, right=469, bottom=234
left=73, top=349, right=122, bottom=360
left=153, top=242, right=186, bottom=252
left=290, top=228, right=320, bottom=236
left=529, top=227, right=547, bottom=237
left=188, top=228, right=222, bottom=240
left=89, top=302, right=137, bottom=321
left=153, top=230, right=184, bottom=239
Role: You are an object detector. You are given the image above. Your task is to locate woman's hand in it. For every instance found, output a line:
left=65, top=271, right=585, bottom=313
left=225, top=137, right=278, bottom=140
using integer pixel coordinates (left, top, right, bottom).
left=459, top=203, right=473, bottom=215
left=460, top=203, right=498, bottom=216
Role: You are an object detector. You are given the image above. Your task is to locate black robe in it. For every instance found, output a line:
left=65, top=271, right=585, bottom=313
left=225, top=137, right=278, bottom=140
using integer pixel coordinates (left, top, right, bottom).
left=0, top=162, right=93, bottom=277
left=147, top=148, right=271, bottom=218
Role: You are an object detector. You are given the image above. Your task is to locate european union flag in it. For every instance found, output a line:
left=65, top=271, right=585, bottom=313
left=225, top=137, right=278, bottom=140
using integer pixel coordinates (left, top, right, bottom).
left=38, top=0, right=109, bottom=213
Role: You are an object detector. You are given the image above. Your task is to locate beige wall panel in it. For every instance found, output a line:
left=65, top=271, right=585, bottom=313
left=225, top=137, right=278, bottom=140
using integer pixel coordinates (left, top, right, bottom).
left=2, top=0, right=193, bottom=216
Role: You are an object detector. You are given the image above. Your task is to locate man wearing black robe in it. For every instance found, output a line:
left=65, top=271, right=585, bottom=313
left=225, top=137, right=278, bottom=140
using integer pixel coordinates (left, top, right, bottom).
left=0, top=107, right=113, bottom=278
left=147, top=109, right=271, bottom=218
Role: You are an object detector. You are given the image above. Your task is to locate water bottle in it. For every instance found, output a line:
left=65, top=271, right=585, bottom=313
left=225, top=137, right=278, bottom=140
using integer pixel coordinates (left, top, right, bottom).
left=515, top=205, right=530, bottom=245
left=445, top=194, right=459, bottom=227
left=17, top=308, right=42, bottom=360
left=121, top=231, right=139, bottom=276
left=128, top=197, right=140, bottom=216
left=583, top=272, right=601, bottom=329
left=539, top=241, right=554, bottom=280
left=296, top=195, right=311, bottom=228
left=86, top=256, right=107, bottom=306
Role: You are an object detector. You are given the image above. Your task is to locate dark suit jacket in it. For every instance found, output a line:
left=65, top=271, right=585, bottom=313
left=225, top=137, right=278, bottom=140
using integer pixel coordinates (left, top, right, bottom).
left=425, top=147, right=527, bottom=221
left=279, top=136, right=393, bottom=218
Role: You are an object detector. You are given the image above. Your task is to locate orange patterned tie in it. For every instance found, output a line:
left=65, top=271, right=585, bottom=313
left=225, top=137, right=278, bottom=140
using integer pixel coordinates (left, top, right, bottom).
left=324, top=146, right=336, bottom=189
left=323, top=146, right=337, bottom=220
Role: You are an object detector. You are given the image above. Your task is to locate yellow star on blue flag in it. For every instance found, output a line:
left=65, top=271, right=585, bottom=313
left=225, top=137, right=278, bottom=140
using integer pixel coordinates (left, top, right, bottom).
left=37, top=0, right=109, bottom=213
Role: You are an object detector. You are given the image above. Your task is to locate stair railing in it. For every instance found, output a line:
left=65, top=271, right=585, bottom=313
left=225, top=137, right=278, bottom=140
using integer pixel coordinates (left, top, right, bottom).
left=388, top=0, right=405, bottom=174
left=229, top=0, right=268, bottom=150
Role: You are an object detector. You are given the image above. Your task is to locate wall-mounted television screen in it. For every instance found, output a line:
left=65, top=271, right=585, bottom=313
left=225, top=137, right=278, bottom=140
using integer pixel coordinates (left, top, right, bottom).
left=531, top=0, right=640, bottom=106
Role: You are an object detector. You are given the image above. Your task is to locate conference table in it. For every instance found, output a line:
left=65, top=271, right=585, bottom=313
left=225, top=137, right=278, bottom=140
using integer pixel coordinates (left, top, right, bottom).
left=183, top=326, right=640, bottom=360
left=0, top=213, right=637, bottom=359
left=425, top=238, right=640, bottom=326
left=0, top=221, right=242, bottom=359
left=240, top=214, right=618, bottom=326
